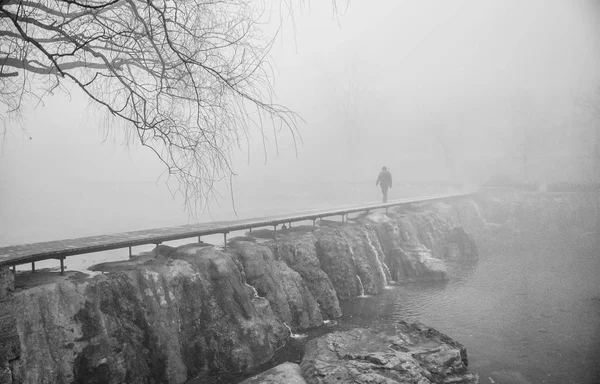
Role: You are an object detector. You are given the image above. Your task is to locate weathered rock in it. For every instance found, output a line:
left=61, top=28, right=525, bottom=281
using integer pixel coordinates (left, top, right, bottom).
left=4, top=280, right=87, bottom=384
left=155, top=245, right=288, bottom=377
left=0, top=266, right=14, bottom=301
left=443, top=228, right=478, bottom=260
left=451, top=199, right=489, bottom=240
left=358, top=211, right=392, bottom=224
left=314, top=228, right=361, bottom=300
left=410, top=203, right=461, bottom=260
left=340, top=224, right=389, bottom=294
left=0, top=365, right=10, bottom=384
left=239, top=362, right=307, bottom=384
left=390, top=246, right=447, bottom=281
left=0, top=303, right=19, bottom=383
left=270, top=234, right=342, bottom=319
left=270, top=224, right=390, bottom=301
left=276, top=265, right=324, bottom=330
left=300, top=322, right=478, bottom=384
left=362, top=214, right=448, bottom=281
left=361, top=213, right=402, bottom=254
left=230, top=240, right=323, bottom=331
left=3, top=245, right=289, bottom=384
left=88, top=243, right=179, bottom=272
left=3, top=197, right=485, bottom=383
left=367, top=204, right=479, bottom=267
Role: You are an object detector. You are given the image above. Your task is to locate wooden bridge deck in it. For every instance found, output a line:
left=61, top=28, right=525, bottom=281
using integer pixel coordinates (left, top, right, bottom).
left=0, top=192, right=473, bottom=272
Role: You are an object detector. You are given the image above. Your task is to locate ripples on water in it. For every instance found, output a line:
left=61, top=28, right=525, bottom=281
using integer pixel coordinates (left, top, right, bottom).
left=336, top=234, right=600, bottom=384
left=207, top=232, right=600, bottom=384
left=194, top=213, right=600, bottom=384
left=170, top=187, right=597, bottom=384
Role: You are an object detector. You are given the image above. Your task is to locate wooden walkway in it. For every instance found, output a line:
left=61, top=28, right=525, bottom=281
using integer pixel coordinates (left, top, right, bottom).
left=0, top=192, right=473, bottom=274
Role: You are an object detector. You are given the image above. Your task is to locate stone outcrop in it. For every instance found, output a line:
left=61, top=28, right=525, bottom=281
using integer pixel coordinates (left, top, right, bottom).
left=0, top=245, right=288, bottom=384
left=313, top=227, right=362, bottom=300
left=444, top=227, right=478, bottom=260
left=270, top=234, right=342, bottom=319
left=389, top=246, right=447, bottom=281
left=451, top=199, right=489, bottom=240
left=0, top=266, right=14, bottom=301
left=1, top=198, right=483, bottom=383
left=239, top=362, right=306, bottom=384
left=300, top=321, right=478, bottom=384
left=229, top=239, right=323, bottom=331
left=356, top=202, right=480, bottom=282
left=339, top=224, right=389, bottom=295
left=0, top=305, right=18, bottom=383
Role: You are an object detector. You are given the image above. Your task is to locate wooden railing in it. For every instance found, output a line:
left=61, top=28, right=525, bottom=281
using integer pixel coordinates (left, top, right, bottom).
left=0, top=192, right=473, bottom=274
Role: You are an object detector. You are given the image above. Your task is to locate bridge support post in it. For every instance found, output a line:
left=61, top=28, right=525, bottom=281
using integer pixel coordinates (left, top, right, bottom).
left=312, top=219, right=316, bottom=228
left=273, top=225, right=277, bottom=240
left=12, top=265, right=15, bottom=273
left=198, top=236, right=202, bottom=243
left=223, top=233, right=227, bottom=249
left=129, top=246, right=132, bottom=257
left=60, top=258, right=65, bottom=276
left=31, top=262, right=35, bottom=273
left=155, top=243, right=161, bottom=257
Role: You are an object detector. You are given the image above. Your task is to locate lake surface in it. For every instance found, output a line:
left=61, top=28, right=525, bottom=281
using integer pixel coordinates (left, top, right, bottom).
left=335, top=232, right=600, bottom=384
left=206, top=225, right=600, bottom=384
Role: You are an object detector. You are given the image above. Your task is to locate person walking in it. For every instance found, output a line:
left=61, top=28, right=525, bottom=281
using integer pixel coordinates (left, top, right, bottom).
left=376, top=166, right=392, bottom=203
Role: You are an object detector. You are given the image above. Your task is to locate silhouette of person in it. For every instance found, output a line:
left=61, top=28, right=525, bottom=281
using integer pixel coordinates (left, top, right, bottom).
left=376, top=166, right=392, bottom=203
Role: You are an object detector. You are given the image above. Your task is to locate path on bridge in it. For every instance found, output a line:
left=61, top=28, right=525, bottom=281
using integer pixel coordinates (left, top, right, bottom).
left=0, top=192, right=473, bottom=274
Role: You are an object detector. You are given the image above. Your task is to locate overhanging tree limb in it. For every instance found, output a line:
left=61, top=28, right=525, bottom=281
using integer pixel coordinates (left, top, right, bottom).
left=0, top=0, right=323, bottom=211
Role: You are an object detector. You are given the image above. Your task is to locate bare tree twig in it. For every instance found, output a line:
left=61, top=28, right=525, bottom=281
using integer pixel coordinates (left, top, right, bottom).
left=0, top=0, right=343, bottom=212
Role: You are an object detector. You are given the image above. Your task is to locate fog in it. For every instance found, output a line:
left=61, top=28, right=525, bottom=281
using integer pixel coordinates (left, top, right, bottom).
left=1, top=0, right=600, bottom=245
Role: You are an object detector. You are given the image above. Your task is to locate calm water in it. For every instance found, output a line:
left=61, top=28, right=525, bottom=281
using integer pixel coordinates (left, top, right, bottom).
left=336, top=233, right=600, bottom=384
left=211, top=228, right=600, bottom=384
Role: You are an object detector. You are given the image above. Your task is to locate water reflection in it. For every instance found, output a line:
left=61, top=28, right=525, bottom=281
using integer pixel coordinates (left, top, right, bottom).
left=332, top=234, right=600, bottom=384
left=199, top=232, right=600, bottom=384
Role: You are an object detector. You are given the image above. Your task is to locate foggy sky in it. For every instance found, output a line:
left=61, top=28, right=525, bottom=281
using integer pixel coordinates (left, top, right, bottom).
left=1, top=0, right=600, bottom=244
left=243, top=0, right=600, bottom=185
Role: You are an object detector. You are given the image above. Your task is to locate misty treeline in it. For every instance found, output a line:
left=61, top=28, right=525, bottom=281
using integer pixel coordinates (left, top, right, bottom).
left=0, top=0, right=344, bottom=209
left=422, top=87, right=600, bottom=188
left=510, top=87, right=600, bottom=188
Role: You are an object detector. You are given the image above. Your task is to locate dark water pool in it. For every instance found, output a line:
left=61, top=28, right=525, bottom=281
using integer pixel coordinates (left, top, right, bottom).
left=198, top=232, right=600, bottom=384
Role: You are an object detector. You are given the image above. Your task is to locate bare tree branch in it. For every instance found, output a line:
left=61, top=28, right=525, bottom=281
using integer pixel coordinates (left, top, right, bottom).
left=0, top=0, right=336, bottom=211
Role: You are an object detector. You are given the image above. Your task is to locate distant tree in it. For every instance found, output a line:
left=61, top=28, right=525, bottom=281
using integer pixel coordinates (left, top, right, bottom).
left=335, top=59, right=363, bottom=189
left=508, top=94, right=551, bottom=184
left=578, top=85, right=600, bottom=235
left=581, top=86, right=600, bottom=184
left=0, top=0, right=341, bottom=210
left=430, top=125, right=457, bottom=183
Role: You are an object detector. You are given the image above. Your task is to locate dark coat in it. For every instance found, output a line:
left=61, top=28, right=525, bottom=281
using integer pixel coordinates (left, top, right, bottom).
left=376, top=170, right=392, bottom=188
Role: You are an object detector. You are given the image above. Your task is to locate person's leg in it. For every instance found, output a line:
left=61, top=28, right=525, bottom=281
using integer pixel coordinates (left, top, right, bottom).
left=382, top=186, right=388, bottom=202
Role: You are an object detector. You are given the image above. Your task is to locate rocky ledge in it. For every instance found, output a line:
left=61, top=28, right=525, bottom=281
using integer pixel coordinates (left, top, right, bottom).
left=0, top=199, right=484, bottom=383
left=243, top=321, right=478, bottom=384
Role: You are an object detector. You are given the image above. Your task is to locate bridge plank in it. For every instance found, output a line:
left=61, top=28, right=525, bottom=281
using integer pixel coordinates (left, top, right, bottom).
left=0, top=192, right=471, bottom=267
